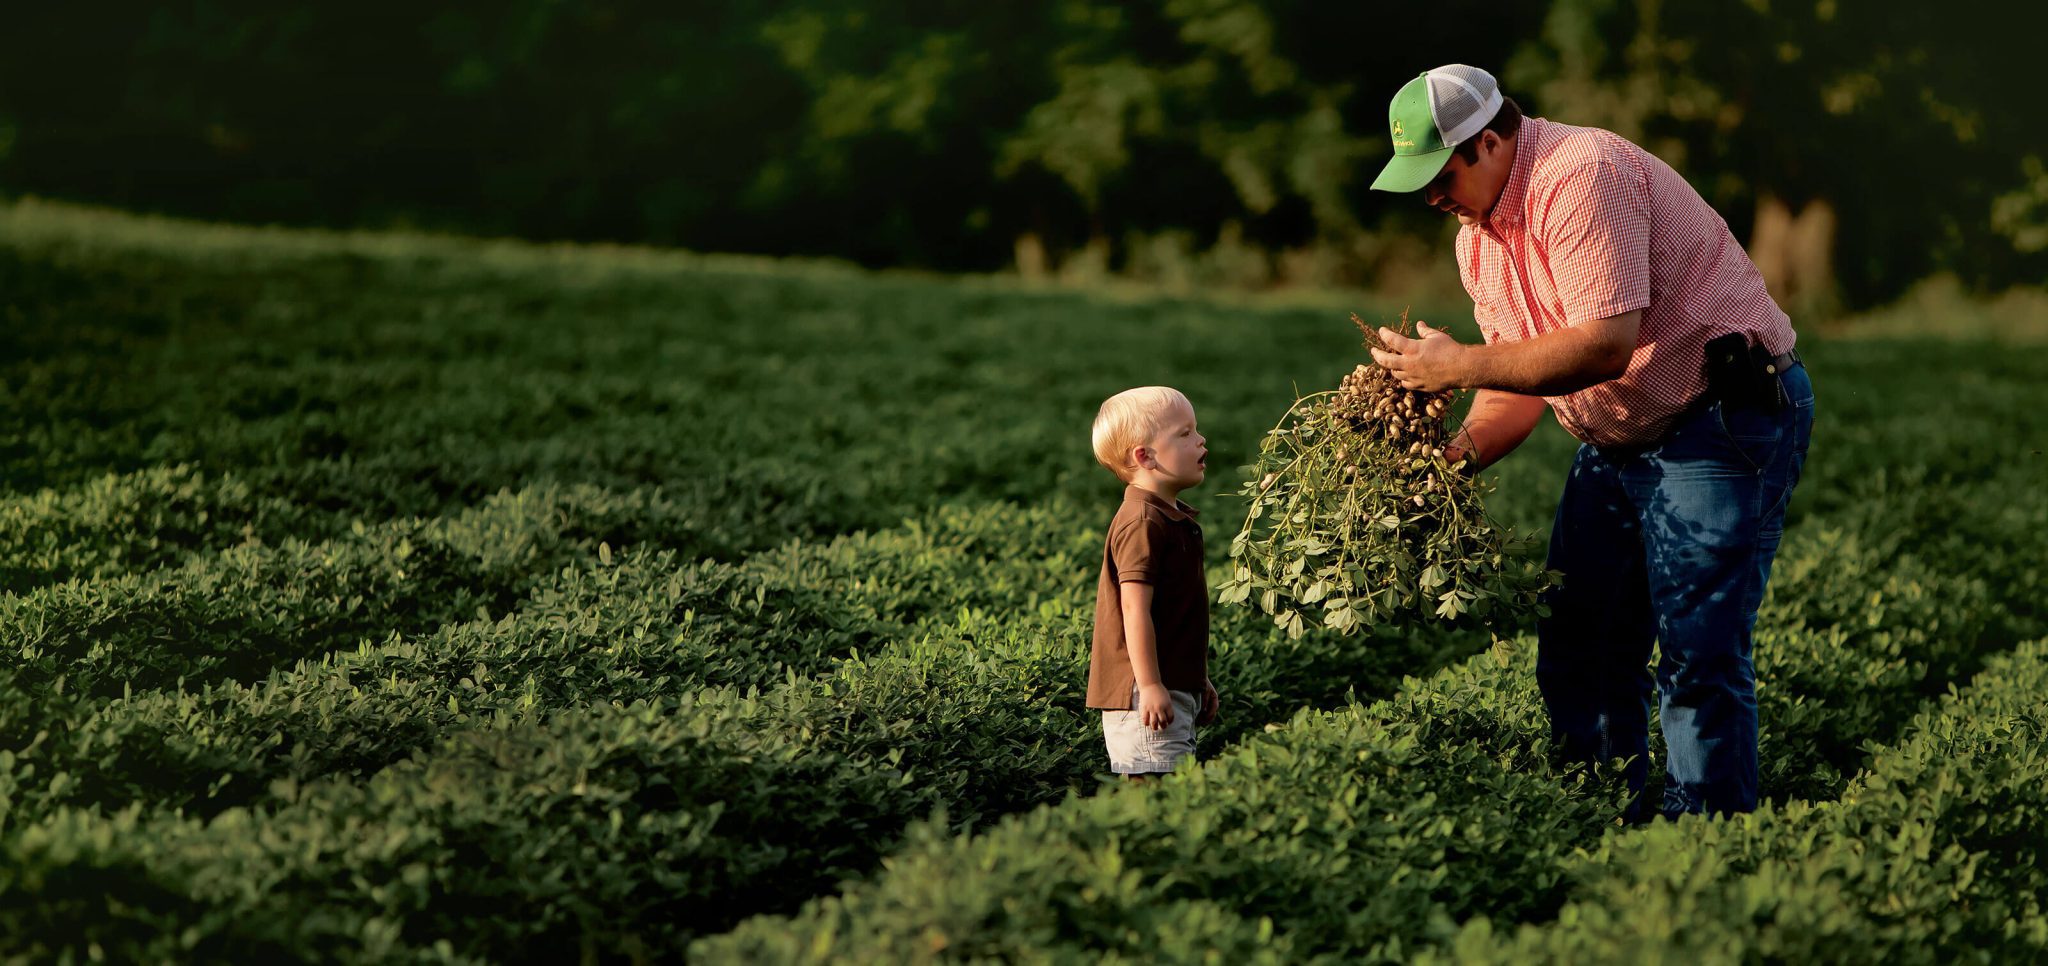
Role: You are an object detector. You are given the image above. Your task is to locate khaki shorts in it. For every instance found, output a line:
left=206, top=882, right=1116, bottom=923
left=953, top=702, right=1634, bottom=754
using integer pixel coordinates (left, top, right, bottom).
left=1102, top=686, right=1199, bottom=775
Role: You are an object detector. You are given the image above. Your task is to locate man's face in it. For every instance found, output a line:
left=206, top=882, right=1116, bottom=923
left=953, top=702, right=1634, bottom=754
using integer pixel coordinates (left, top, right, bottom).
left=1422, top=132, right=1512, bottom=227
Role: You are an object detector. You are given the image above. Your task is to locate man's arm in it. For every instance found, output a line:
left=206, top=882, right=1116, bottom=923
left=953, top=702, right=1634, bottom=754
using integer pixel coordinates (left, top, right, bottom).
left=1458, top=308, right=1639, bottom=396
left=1446, top=389, right=1549, bottom=470
left=1372, top=309, right=1641, bottom=397
left=1118, top=582, right=1173, bottom=730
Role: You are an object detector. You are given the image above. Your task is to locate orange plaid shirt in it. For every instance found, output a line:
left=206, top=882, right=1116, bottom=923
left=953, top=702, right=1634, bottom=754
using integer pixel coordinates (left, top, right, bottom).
left=1457, top=117, right=1796, bottom=447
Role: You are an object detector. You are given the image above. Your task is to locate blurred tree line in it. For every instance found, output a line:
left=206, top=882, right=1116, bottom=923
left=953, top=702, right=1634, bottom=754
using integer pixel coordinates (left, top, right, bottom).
left=2, top=0, right=2041, bottom=309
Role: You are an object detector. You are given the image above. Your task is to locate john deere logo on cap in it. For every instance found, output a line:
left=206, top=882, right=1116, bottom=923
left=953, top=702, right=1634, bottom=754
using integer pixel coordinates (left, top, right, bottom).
left=1373, top=65, right=1497, bottom=192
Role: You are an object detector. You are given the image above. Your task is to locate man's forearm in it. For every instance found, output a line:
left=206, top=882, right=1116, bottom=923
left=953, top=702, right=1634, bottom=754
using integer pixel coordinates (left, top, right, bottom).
left=1458, top=309, right=1641, bottom=396
left=1454, top=389, right=1548, bottom=469
left=1462, top=326, right=1627, bottom=396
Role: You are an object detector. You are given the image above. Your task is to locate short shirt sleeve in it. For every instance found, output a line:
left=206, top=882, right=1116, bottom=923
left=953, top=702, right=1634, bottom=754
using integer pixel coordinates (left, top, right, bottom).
left=1108, top=516, right=1166, bottom=584
left=1538, top=160, right=1652, bottom=324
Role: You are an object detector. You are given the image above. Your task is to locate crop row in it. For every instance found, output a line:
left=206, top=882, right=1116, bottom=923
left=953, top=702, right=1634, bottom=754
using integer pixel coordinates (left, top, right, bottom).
left=1, top=473, right=1487, bottom=815
left=691, top=478, right=2046, bottom=962
left=0, top=480, right=907, bottom=699
left=5, top=231, right=1395, bottom=567
left=2, top=462, right=2035, bottom=962
left=0, top=495, right=1108, bottom=815
left=1420, top=638, right=2048, bottom=964
left=0, top=514, right=1479, bottom=962
left=0, top=465, right=305, bottom=592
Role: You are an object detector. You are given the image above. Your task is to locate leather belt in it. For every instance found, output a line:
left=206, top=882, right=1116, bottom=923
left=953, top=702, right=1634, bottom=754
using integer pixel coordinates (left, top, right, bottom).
left=1764, top=348, right=1802, bottom=376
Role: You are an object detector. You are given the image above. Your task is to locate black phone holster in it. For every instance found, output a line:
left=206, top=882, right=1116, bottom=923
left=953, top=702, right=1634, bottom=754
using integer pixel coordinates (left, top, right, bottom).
left=1703, top=332, right=1796, bottom=413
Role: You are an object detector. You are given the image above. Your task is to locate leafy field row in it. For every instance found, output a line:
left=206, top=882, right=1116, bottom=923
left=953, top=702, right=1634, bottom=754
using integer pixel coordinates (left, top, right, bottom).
left=694, top=469, right=2046, bottom=960
left=3, top=201, right=2045, bottom=961
left=13, top=467, right=2014, bottom=955
left=4, top=202, right=1439, bottom=580
left=1424, top=639, right=2048, bottom=964
left=3, top=478, right=936, bottom=697
left=0, top=498, right=1486, bottom=960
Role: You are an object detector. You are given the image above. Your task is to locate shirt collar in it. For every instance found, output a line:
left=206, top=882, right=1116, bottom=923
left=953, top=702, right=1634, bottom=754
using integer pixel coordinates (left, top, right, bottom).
left=1124, top=485, right=1199, bottom=521
left=1482, top=116, right=1544, bottom=232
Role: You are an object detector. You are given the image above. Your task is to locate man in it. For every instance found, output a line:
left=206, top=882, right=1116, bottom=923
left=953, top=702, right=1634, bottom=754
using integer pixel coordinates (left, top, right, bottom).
left=1367, top=64, right=1814, bottom=819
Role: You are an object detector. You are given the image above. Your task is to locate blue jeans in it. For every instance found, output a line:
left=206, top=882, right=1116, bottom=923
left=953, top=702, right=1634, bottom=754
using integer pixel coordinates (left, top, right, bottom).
left=1536, top=364, right=1813, bottom=819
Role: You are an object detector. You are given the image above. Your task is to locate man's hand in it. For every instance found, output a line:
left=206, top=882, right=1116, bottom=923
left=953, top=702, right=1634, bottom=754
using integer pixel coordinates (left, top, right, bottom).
left=1198, top=678, right=1220, bottom=725
left=1370, top=321, right=1470, bottom=392
left=1139, top=683, right=1175, bottom=731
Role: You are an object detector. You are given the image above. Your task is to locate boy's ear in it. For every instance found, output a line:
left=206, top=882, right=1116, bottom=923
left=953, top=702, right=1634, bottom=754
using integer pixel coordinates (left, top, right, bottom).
left=1130, top=445, right=1152, bottom=470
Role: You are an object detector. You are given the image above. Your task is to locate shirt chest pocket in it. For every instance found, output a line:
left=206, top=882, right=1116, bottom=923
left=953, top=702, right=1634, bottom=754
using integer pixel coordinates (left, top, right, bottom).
left=1472, top=299, right=1505, bottom=344
left=1464, top=248, right=1516, bottom=333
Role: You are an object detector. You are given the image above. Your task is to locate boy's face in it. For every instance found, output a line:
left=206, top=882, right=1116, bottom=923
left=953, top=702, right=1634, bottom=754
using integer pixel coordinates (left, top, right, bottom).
left=1139, top=400, right=1207, bottom=489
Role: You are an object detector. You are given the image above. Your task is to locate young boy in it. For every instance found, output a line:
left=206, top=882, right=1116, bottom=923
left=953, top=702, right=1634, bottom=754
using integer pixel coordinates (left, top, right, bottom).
left=1087, top=386, right=1220, bottom=778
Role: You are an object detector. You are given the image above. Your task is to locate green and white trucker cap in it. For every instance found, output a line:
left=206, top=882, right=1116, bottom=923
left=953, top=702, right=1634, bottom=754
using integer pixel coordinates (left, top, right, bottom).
left=1370, top=64, right=1504, bottom=192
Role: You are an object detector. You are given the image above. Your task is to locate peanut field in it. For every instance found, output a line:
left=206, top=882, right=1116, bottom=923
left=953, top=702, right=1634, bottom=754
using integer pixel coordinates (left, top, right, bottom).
left=2, top=200, right=2044, bottom=963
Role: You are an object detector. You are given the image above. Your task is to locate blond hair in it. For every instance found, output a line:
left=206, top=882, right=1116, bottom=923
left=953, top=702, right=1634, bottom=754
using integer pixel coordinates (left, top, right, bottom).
left=1092, top=386, right=1192, bottom=482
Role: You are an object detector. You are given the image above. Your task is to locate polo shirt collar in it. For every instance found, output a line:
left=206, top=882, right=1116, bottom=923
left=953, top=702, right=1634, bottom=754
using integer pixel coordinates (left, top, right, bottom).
left=1124, top=485, right=1198, bottom=521
left=1483, top=116, right=1544, bottom=232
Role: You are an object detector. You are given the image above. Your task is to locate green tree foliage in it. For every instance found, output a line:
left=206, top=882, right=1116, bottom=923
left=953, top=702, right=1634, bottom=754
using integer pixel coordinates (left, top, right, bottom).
left=18, top=3, right=2034, bottom=303
left=1514, top=0, right=2048, bottom=306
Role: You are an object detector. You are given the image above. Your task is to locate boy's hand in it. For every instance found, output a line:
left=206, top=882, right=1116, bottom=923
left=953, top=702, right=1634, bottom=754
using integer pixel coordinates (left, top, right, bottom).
left=1139, top=683, right=1175, bottom=731
left=1198, top=678, right=1220, bottom=725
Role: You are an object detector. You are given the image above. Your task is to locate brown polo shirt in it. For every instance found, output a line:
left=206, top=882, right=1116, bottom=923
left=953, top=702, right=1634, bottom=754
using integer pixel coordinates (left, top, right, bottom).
left=1087, top=486, right=1210, bottom=710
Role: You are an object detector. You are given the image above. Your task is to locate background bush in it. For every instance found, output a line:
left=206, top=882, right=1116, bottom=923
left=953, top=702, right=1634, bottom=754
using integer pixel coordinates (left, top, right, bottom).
left=2, top=1, right=2043, bottom=305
